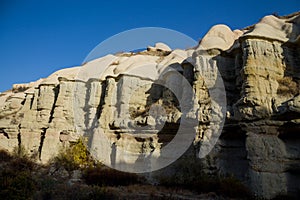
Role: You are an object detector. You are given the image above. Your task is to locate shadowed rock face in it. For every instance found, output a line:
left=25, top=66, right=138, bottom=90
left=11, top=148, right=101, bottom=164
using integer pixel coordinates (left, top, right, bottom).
left=0, top=12, right=300, bottom=199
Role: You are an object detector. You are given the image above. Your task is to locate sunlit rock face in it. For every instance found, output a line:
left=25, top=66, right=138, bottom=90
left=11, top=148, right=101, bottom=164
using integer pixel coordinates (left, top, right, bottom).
left=0, top=12, right=300, bottom=199
left=203, top=13, right=300, bottom=199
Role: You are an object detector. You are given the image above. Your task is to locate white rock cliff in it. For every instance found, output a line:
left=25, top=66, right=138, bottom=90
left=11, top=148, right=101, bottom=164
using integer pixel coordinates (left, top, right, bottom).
left=0, top=12, right=300, bottom=199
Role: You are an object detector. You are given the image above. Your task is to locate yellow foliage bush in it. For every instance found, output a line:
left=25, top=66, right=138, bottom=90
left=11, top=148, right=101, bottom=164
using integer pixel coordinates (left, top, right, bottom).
left=54, top=137, right=93, bottom=171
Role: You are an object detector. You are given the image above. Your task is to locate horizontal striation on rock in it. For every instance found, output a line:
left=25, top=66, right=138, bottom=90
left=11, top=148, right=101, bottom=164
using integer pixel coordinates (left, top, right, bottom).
left=0, top=11, right=300, bottom=199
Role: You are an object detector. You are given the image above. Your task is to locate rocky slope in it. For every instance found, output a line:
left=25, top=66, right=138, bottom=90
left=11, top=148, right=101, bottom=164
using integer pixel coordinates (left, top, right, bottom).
left=1, top=12, right=300, bottom=198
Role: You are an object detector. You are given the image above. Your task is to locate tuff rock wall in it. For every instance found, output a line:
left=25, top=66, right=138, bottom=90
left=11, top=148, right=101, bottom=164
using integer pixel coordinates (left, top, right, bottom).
left=1, top=12, right=300, bottom=198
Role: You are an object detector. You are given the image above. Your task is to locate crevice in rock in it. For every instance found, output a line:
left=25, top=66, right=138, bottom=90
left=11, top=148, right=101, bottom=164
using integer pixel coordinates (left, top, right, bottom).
left=135, top=137, right=146, bottom=142
left=37, top=85, right=42, bottom=97
left=157, top=122, right=179, bottom=147
left=83, top=78, right=104, bottom=147
left=38, top=128, right=47, bottom=160
left=278, top=122, right=300, bottom=139
left=83, top=79, right=92, bottom=130
left=116, top=133, right=121, bottom=140
left=20, top=98, right=26, bottom=105
left=0, top=128, right=9, bottom=139
left=89, top=78, right=111, bottom=134
left=29, top=95, right=34, bottom=110
left=48, top=85, right=60, bottom=123
left=220, top=124, right=247, bottom=140
left=115, top=73, right=154, bottom=82
left=272, top=111, right=300, bottom=121
left=17, top=124, right=21, bottom=148
left=109, top=122, right=119, bottom=130
left=96, top=81, right=107, bottom=120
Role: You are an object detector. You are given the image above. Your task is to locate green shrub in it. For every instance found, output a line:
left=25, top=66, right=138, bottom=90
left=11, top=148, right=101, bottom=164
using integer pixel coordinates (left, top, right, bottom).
left=7, top=145, right=36, bottom=172
left=12, top=144, right=29, bottom=159
left=34, top=176, right=58, bottom=200
left=0, top=169, right=36, bottom=200
left=8, top=157, right=35, bottom=173
left=0, top=146, right=39, bottom=199
left=0, top=149, right=12, bottom=162
left=0, top=143, right=117, bottom=200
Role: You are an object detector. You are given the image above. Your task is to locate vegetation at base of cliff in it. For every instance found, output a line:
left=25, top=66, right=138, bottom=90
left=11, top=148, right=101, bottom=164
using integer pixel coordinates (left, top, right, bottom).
left=0, top=140, right=142, bottom=199
left=156, top=156, right=257, bottom=199
left=160, top=174, right=252, bottom=199
left=52, top=137, right=95, bottom=172
left=0, top=140, right=278, bottom=200
left=83, top=166, right=141, bottom=186
left=0, top=148, right=115, bottom=200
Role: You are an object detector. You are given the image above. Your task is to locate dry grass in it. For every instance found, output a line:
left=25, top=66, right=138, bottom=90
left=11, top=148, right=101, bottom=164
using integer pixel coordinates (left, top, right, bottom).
left=106, top=184, right=215, bottom=200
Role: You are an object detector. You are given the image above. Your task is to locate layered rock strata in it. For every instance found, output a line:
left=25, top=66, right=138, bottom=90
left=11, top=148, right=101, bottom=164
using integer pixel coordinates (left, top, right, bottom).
left=1, top=12, right=300, bottom=198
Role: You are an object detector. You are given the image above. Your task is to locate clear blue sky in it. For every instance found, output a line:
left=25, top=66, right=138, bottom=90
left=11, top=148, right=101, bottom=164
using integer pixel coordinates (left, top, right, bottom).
left=0, top=0, right=299, bottom=92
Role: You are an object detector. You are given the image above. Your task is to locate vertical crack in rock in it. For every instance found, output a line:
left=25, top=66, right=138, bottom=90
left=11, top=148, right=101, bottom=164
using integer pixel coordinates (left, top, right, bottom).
left=38, top=128, right=47, bottom=160
left=0, top=128, right=9, bottom=139
left=17, top=124, right=21, bottom=148
left=48, top=85, right=60, bottom=123
left=96, top=81, right=107, bottom=120
left=83, top=79, right=92, bottom=131
left=89, top=80, right=106, bottom=134
left=87, top=79, right=107, bottom=149
left=29, top=94, right=34, bottom=110
left=20, top=98, right=26, bottom=106
left=115, top=79, right=121, bottom=119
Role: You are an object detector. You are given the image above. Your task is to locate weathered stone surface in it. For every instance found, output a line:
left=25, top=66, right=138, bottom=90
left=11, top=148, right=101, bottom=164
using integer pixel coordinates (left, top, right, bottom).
left=0, top=12, right=300, bottom=199
left=147, top=42, right=172, bottom=52
left=199, top=24, right=243, bottom=51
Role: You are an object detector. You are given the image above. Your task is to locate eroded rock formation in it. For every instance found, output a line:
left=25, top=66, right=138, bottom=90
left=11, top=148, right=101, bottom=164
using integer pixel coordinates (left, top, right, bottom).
left=0, top=12, right=300, bottom=198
